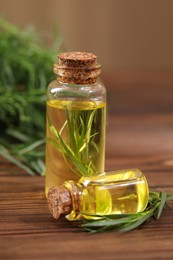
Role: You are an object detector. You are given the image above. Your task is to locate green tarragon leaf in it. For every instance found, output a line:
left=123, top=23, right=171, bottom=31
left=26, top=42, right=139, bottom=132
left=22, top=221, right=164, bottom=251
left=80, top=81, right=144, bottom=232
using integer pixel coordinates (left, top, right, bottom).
left=79, top=191, right=173, bottom=233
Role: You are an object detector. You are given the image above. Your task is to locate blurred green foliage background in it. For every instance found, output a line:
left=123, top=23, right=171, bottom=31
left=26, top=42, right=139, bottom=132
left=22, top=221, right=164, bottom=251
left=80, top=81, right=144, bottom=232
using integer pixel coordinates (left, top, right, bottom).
left=0, top=17, right=61, bottom=175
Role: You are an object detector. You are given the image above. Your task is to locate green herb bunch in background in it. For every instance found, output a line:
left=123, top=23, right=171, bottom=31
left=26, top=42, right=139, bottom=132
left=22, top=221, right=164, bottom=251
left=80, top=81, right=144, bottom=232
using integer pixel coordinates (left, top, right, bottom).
left=0, top=17, right=61, bottom=175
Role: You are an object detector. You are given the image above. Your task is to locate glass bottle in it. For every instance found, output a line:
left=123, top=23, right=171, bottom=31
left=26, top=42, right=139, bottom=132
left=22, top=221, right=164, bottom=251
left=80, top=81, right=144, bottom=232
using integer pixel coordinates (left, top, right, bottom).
left=45, top=52, right=106, bottom=196
left=48, top=168, right=149, bottom=220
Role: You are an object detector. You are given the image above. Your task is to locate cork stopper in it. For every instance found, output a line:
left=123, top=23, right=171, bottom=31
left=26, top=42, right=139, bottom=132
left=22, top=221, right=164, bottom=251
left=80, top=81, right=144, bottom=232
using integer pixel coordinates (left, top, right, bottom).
left=58, top=52, right=97, bottom=67
left=54, top=51, right=101, bottom=84
left=48, top=186, right=72, bottom=219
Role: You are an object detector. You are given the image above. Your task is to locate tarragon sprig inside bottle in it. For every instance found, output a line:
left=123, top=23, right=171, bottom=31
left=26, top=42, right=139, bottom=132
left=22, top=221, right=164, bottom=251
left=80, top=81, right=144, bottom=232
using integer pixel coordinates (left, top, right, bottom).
left=45, top=52, right=106, bottom=195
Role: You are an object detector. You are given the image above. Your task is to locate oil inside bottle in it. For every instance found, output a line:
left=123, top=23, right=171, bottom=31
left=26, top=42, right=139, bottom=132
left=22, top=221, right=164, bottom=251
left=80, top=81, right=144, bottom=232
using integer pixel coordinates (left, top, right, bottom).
left=46, top=99, right=106, bottom=195
left=66, top=169, right=149, bottom=219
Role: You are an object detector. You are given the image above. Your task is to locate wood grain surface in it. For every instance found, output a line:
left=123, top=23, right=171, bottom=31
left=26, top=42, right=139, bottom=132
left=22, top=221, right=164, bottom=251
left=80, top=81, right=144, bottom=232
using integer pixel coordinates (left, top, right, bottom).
left=1, top=73, right=173, bottom=259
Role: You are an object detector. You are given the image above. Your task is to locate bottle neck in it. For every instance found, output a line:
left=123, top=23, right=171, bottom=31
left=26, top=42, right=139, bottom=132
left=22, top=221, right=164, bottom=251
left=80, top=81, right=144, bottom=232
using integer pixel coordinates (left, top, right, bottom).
left=63, top=181, right=82, bottom=213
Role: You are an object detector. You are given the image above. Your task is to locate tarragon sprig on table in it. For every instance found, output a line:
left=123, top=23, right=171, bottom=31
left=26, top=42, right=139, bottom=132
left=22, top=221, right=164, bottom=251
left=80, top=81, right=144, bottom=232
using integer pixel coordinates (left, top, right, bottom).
left=80, top=191, right=173, bottom=233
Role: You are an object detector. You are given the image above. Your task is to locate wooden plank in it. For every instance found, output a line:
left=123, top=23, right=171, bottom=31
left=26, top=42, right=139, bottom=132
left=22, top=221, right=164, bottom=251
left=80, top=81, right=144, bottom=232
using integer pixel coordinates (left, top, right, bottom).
left=0, top=87, right=173, bottom=260
left=0, top=113, right=173, bottom=259
left=0, top=174, right=172, bottom=235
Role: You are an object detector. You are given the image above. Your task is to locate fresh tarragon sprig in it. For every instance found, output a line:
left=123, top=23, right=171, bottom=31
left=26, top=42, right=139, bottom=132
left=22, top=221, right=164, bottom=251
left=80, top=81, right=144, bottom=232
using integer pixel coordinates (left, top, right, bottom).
left=79, top=191, right=173, bottom=233
left=47, top=109, right=99, bottom=177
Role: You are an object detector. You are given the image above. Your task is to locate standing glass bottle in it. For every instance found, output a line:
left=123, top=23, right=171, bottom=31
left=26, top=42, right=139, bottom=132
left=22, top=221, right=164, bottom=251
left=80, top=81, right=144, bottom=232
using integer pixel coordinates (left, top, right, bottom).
left=45, top=52, right=106, bottom=195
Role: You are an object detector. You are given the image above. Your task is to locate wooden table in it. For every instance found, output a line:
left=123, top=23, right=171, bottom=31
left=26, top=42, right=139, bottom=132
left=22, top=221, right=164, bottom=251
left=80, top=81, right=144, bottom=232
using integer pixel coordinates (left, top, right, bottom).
left=1, top=72, right=173, bottom=259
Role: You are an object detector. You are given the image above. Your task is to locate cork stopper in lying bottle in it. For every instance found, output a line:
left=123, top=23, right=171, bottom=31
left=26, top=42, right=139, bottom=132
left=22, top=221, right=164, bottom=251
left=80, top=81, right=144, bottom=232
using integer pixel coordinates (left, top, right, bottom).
left=53, top=51, right=101, bottom=84
left=48, top=186, right=72, bottom=219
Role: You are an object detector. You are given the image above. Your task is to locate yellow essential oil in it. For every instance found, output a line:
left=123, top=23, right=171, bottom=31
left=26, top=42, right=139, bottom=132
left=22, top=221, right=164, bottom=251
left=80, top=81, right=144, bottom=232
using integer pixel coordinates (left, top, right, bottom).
left=48, top=169, right=149, bottom=220
left=46, top=99, right=106, bottom=195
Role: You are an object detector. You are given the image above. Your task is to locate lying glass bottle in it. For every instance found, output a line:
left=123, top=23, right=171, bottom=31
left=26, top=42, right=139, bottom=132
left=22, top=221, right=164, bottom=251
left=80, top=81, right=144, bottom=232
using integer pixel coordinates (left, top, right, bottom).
left=48, top=169, right=149, bottom=220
